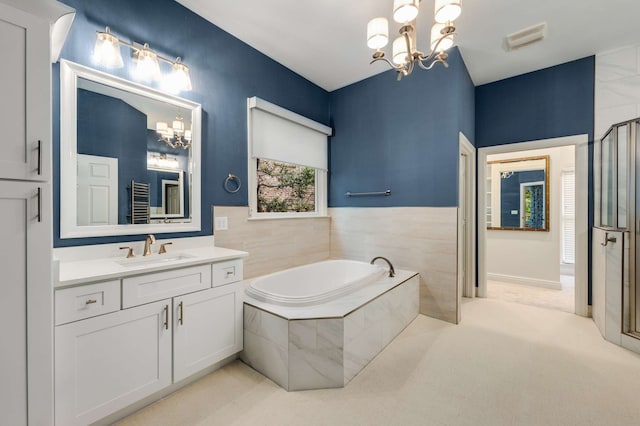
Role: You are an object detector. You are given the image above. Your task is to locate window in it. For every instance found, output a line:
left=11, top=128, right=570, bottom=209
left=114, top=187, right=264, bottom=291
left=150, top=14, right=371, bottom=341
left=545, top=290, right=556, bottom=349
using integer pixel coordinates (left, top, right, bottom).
left=561, top=169, right=575, bottom=264
left=247, top=97, right=331, bottom=218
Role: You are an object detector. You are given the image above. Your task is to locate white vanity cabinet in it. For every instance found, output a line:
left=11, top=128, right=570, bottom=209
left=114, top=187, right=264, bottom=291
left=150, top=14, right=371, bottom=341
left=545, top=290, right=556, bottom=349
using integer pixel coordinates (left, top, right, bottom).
left=54, top=258, right=244, bottom=426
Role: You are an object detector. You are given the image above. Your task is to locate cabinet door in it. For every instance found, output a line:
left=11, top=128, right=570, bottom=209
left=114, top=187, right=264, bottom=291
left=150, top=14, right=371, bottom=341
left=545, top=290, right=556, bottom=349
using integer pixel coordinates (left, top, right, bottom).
left=173, top=282, right=243, bottom=382
left=55, top=300, right=172, bottom=426
left=0, top=3, right=50, bottom=181
left=0, top=181, right=51, bottom=426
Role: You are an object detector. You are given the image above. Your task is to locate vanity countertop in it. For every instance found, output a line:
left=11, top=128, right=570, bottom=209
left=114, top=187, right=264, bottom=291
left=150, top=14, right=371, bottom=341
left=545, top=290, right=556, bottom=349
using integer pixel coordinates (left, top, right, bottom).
left=55, top=245, right=248, bottom=288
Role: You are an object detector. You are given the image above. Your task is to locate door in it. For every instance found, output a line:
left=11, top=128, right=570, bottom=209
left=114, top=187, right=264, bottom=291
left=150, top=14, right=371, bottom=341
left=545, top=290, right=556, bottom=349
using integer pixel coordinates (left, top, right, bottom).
left=77, top=154, right=118, bottom=225
left=0, top=181, right=51, bottom=426
left=0, top=3, right=50, bottom=181
left=55, top=300, right=172, bottom=426
left=173, top=283, right=243, bottom=382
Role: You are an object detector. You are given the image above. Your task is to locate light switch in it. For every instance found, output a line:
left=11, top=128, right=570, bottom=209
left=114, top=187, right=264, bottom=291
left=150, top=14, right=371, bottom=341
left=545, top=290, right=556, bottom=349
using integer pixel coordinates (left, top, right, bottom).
left=511, top=210, right=518, bottom=215
left=215, top=216, right=228, bottom=231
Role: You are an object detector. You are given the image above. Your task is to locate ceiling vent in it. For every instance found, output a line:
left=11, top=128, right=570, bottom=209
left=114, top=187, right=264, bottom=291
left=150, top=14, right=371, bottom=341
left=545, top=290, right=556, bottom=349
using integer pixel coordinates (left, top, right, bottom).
left=504, top=22, right=547, bottom=51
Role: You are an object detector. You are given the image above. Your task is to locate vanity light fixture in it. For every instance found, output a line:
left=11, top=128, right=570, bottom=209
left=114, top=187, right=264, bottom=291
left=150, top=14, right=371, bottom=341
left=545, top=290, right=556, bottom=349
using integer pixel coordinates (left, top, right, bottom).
left=93, top=26, right=192, bottom=92
left=147, top=152, right=180, bottom=169
left=156, top=116, right=192, bottom=149
left=366, top=0, right=461, bottom=80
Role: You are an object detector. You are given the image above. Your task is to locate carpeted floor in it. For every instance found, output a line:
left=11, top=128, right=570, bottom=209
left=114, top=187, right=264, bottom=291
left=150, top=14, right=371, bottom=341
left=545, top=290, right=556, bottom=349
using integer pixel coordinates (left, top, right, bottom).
left=487, top=275, right=575, bottom=313
left=115, top=298, right=640, bottom=426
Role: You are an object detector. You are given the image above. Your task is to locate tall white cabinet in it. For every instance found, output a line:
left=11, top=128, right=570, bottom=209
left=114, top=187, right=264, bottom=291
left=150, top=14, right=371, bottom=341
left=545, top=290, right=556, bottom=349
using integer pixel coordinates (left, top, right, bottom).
left=0, top=2, right=53, bottom=425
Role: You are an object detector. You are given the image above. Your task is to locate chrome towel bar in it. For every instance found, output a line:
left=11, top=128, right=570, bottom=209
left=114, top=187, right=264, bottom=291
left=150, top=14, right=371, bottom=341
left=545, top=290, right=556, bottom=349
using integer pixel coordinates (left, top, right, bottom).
left=345, top=190, right=391, bottom=197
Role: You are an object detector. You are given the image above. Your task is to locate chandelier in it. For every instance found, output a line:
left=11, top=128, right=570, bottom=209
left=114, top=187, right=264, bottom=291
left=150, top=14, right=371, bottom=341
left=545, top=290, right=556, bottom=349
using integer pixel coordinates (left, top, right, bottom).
left=156, top=116, right=192, bottom=149
left=366, top=0, right=462, bottom=80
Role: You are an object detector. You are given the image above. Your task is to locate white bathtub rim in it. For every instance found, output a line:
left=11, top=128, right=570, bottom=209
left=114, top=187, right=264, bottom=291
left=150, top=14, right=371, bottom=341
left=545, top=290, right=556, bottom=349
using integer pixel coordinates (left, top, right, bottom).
left=246, top=259, right=386, bottom=306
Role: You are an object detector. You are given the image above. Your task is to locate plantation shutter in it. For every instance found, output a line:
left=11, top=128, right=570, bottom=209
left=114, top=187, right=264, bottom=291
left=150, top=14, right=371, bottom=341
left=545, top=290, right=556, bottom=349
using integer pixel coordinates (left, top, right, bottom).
left=562, top=170, right=575, bottom=264
left=249, top=97, right=332, bottom=170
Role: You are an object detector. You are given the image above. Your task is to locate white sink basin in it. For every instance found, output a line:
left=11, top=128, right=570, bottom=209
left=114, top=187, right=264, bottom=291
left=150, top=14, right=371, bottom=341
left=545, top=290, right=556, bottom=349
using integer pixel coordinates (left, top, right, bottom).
left=115, top=253, right=197, bottom=268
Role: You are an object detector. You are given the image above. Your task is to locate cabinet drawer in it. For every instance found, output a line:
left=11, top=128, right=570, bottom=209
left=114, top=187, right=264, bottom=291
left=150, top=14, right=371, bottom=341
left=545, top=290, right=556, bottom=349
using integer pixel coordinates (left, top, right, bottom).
left=212, top=259, right=243, bottom=287
left=55, top=280, right=120, bottom=325
left=123, top=265, right=211, bottom=308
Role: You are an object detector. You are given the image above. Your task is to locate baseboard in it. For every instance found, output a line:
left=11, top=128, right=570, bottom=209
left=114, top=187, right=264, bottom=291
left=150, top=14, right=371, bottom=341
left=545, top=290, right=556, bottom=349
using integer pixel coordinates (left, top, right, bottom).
left=487, top=273, right=562, bottom=290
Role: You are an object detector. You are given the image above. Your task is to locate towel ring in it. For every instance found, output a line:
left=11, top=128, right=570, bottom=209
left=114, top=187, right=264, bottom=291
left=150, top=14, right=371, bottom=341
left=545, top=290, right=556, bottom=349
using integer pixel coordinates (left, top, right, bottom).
left=224, top=173, right=241, bottom=193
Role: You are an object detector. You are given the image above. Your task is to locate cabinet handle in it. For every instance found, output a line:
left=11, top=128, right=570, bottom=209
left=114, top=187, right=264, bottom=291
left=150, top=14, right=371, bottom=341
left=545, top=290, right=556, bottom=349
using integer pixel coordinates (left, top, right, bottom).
left=85, top=299, right=97, bottom=305
left=225, top=270, right=234, bottom=277
left=37, top=140, right=42, bottom=175
left=37, top=187, right=42, bottom=222
left=163, top=304, right=169, bottom=330
left=178, top=301, right=184, bottom=325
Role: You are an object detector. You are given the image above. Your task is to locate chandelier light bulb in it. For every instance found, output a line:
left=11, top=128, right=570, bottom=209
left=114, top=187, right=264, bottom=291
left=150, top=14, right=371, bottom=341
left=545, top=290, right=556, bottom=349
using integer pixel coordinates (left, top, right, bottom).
left=392, top=36, right=409, bottom=65
left=393, top=0, right=419, bottom=23
left=430, top=23, right=454, bottom=52
left=367, top=18, right=389, bottom=49
left=434, top=0, right=462, bottom=24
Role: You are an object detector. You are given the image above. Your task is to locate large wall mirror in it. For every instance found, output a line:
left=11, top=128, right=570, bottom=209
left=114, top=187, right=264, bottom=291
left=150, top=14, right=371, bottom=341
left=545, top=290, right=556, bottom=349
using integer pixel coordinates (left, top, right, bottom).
left=60, top=60, right=201, bottom=238
left=486, top=155, right=549, bottom=231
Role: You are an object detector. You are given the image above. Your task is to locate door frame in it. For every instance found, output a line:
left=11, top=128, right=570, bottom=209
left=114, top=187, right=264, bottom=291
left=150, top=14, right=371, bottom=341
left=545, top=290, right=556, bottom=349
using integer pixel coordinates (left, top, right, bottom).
left=458, top=133, right=476, bottom=301
left=477, top=134, right=589, bottom=316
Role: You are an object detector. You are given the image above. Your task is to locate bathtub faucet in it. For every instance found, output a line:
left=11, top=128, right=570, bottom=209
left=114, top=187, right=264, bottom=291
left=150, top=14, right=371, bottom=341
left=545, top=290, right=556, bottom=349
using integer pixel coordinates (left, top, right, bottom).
left=370, top=256, right=395, bottom=277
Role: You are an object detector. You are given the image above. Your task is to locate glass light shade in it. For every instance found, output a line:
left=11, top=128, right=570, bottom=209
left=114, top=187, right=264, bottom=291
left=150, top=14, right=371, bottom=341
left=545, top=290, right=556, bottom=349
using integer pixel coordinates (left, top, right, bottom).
left=134, top=44, right=161, bottom=82
left=156, top=121, right=168, bottom=134
left=430, top=23, right=454, bottom=52
left=393, top=0, right=419, bottom=23
left=392, top=36, right=409, bottom=65
left=367, top=17, right=389, bottom=49
left=165, top=60, right=192, bottom=93
left=93, top=28, right=124, bottom=68
left=434, top=0, right=462, bottom=23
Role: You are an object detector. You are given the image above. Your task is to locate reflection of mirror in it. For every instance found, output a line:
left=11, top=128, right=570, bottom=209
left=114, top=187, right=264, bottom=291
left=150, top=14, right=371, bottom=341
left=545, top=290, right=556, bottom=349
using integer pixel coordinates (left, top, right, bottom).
left=486, top=155, right=549, bottom=231
left=60, top=60, right=201, bottom=238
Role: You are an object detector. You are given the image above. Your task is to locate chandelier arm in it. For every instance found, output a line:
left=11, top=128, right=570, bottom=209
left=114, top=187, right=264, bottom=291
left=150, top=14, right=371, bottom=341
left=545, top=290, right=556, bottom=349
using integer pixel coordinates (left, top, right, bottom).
left=370, top=56, right=405, bottom=72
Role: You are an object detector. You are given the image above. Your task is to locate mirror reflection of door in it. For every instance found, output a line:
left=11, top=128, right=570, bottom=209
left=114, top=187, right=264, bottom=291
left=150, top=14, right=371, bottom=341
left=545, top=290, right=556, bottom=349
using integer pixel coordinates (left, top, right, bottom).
left=163, top=181, right=181, bottom=215
left=77, top=154, right=118, bottom=226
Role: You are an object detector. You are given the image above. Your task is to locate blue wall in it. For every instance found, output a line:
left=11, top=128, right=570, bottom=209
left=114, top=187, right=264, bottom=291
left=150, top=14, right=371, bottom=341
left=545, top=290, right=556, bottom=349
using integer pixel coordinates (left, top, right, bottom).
left=328, top=47, right=475, bottom=207
left=54, top=0, right=330, bottom=247
left=77, top=89, right=148, bottom=224
left=475, top=56, right=595, bottom=302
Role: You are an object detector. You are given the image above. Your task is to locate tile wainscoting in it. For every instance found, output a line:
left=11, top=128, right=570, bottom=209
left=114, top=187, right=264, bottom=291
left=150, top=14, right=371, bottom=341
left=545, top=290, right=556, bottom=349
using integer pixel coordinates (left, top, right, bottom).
left=213, top=206, right=330, bottom=279
left=214, top=206, right=458, bottom=324
left=329, top=207, right=459, bottom=324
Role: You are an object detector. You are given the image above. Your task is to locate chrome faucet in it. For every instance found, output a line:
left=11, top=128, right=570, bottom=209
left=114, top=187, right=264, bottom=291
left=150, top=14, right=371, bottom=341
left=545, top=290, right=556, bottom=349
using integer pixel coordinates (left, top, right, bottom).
left=143, top=234, right=156, bottom=256
left=370, top=256, right=395, bottom=277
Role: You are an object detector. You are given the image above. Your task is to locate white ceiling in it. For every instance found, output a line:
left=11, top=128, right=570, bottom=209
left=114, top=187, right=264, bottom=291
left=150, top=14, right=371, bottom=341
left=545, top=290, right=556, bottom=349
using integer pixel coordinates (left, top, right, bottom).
left=177, top=0, right=640, bottom=91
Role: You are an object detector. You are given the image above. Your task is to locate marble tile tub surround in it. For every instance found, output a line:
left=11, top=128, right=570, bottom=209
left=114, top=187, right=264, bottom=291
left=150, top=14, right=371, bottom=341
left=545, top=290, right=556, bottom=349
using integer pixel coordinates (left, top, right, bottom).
left=242, top=275, right=419, bottom=391
left=595, top=44, right=640, bottom=140
left=213, top=206, right=330, bottom=279
left=330, top=207, right=458, bottom=324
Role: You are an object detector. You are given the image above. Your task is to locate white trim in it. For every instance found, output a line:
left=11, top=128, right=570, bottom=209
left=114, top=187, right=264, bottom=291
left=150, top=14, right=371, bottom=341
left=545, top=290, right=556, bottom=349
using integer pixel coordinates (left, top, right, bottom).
left=60, top=60, right=201, bottom=238
left=478, top=134, right=589, bottom=317
left=488, top=273, right=562, bottom=290
left=458, top=133, right=476, bottom=300
left=248, top=96, right=332, bottom=136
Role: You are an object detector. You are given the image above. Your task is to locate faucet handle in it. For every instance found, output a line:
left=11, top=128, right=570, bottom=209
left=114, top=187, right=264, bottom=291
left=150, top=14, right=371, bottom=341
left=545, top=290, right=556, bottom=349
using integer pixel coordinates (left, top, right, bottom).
left=119, top=246, right=135, bottom=258
left=159, top=242, right=173, bottom=254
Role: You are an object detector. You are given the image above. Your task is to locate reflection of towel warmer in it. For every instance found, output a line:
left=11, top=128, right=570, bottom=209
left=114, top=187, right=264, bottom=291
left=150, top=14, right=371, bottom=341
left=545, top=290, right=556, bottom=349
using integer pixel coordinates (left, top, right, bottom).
left=129, top=181, right=150, bottom=224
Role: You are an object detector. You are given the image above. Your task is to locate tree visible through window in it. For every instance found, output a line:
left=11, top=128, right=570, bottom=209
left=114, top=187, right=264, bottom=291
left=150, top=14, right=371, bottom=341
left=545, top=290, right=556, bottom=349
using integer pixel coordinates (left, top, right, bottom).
left=256, top=159, right=316, bottom=213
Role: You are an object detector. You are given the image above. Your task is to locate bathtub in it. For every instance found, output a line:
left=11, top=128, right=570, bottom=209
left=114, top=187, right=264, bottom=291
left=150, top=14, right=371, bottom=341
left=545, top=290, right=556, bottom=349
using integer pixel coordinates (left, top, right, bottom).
left=242, top=260, right=420, bottom=391
left=245, top=259, right=386, bottom=306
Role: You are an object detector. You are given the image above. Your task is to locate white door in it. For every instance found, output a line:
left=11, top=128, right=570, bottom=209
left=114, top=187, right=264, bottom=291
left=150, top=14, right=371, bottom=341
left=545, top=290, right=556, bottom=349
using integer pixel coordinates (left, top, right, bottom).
left=0, top=3, right=49, bottom=181
left=173, top=283, right=243, bottom=382
left=55, top=300, right=172, bottom=426
left=77, top=154, right=118, bottom=225
left=0, top=181, right=51, bottom=426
